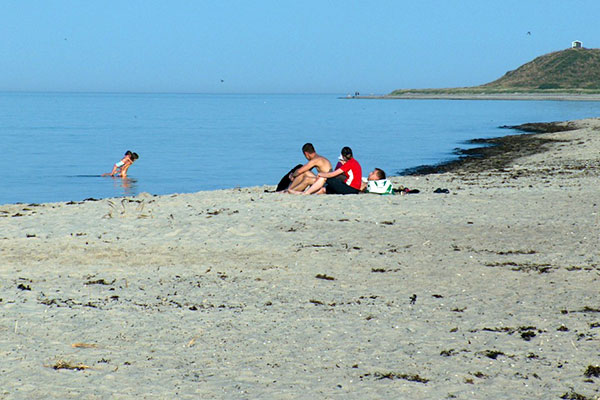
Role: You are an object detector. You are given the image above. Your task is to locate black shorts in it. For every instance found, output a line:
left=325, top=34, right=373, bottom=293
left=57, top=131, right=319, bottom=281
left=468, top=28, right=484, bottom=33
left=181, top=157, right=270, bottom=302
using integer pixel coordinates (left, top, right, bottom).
left=325, top=177, right=360, bottom=194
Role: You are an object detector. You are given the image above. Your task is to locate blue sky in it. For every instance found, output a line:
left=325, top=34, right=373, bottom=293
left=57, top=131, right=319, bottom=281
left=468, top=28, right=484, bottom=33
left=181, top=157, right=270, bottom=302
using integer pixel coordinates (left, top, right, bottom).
left=1, top=1, right=598, bottom=94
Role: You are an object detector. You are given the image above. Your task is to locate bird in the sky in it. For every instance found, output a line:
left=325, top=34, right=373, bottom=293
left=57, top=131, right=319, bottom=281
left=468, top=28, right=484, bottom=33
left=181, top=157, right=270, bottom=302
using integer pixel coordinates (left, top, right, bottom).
left=527, top=31, right=531, bottom=36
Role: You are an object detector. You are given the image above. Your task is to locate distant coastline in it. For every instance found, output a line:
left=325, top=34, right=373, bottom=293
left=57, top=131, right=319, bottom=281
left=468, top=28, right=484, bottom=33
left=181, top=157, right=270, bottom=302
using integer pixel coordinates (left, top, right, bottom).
left=353, top=47, right=600, bottom=101
left=342, top=92, right=600, bottom=101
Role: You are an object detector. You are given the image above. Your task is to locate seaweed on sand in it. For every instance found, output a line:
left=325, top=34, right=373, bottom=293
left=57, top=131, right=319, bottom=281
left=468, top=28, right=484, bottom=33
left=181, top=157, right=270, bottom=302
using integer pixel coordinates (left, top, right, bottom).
left=560, top=390, right=594, bottom=400
left=315, top=274, right=335, bottom=281
left=360, top=372, right=429, bottom=383
left=51, top=360, right=91, bottom=371
left=584, top=365, right=600, bottom=378
left=481, top=350, right=505, bottom=359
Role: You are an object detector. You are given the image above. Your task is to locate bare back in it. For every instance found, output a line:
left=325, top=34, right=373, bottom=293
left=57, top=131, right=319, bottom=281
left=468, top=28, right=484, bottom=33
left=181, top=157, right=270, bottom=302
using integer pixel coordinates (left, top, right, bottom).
left=311, top=154, right=332, bottom=173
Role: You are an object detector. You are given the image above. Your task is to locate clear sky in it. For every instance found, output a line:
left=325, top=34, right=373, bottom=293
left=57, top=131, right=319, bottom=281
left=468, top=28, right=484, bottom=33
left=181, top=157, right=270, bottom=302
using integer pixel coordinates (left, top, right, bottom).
left=1, top=0, right=598, bottom=94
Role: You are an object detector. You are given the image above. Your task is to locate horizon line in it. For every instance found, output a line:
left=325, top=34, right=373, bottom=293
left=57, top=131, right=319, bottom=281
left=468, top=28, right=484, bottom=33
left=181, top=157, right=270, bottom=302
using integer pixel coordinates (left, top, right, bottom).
left=0, top=90, right=367, bottom=96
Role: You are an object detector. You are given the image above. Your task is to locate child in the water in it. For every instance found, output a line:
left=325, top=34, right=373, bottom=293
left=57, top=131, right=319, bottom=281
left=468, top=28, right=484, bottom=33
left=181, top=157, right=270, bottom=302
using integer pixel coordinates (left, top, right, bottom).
left=103, top=151, right=139, bottom=178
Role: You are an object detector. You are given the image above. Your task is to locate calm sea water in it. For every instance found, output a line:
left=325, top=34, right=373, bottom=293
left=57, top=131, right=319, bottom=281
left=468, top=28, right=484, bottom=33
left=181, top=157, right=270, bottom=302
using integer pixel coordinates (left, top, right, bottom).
left=1, top=92, right=599, bottom=204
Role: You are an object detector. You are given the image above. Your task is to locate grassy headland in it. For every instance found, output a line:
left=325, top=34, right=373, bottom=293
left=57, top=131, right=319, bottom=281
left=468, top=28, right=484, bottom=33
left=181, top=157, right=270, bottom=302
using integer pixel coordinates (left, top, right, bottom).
left=387, top=47, right=600, bottom=98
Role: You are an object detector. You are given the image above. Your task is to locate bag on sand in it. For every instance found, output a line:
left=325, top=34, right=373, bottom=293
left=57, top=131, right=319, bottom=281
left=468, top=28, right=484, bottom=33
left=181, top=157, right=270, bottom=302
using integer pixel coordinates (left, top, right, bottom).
left=276, top=164, right=303, bottom=192
left=365, top=179, right=394, bottom=195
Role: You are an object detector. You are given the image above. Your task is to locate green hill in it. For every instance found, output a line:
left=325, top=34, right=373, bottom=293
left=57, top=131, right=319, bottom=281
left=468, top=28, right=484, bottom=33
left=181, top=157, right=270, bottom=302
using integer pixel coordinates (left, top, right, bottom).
left=390, top=47, right=600, bottom=95
left=483, top=48, right=600, bottom=90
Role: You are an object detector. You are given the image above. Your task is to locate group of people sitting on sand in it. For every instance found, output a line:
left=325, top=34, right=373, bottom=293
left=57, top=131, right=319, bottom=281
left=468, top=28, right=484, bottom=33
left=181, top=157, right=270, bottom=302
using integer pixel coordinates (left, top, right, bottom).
left=278, top=143, right=393, bottom=195
left=102, top=150, right=139, bottom=178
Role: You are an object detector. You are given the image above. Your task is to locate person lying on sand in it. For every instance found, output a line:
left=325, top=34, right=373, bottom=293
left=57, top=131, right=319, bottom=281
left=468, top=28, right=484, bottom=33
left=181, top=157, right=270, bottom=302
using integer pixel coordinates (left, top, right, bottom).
left=103, top=151, right=139, bottom=178
left=361, top=168, right=393, bottom=194
left=286, top=143, right=332, bottom=192
left=301, top=146, right=362, bottom=195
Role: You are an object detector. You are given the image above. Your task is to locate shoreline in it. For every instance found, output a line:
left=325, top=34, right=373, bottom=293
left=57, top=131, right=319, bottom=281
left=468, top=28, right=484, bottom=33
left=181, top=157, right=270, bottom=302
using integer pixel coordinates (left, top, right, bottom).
left=401, top=121, right=578, bottom=176
left=1, top=118, right=600, bottom=398
left=0, top=122, right=577, bottom=208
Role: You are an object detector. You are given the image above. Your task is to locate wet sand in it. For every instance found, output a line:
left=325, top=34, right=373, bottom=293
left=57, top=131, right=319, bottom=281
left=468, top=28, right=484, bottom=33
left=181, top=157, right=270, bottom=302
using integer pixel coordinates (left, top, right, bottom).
left=1, top=118, right=599, bottom=399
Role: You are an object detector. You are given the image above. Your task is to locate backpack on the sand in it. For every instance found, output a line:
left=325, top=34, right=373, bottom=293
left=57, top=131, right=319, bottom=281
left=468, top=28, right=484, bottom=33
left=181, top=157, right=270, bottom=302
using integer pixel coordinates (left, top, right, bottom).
left=276, top=164, right=303, bottom=192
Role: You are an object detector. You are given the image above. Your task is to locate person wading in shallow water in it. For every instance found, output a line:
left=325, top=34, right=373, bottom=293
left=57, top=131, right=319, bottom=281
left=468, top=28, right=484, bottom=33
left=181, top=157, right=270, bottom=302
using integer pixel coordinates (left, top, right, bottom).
left=103, top=151, right=139, bottom=178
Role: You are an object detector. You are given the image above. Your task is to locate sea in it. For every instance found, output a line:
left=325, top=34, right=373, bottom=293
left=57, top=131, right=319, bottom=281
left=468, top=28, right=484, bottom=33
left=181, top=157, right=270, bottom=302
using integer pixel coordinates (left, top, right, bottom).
left=1, top=92, right=599, bottom=205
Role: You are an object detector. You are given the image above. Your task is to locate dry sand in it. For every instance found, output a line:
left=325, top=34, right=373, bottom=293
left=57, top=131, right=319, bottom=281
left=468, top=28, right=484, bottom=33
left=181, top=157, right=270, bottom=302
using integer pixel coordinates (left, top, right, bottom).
left=1, top=118, right=600, bottom=399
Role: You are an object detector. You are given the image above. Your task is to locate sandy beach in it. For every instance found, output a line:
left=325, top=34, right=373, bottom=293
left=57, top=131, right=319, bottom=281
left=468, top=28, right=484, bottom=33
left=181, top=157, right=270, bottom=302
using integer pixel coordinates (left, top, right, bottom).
left=1, top=118, right=600, bottom=399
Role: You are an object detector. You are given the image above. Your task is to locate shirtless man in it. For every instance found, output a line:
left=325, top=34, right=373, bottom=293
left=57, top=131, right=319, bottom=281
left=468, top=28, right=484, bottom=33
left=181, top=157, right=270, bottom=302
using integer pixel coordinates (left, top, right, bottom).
left=304, top=146, right=362, bottom=195
left=286, top=143, right=332, bottom=193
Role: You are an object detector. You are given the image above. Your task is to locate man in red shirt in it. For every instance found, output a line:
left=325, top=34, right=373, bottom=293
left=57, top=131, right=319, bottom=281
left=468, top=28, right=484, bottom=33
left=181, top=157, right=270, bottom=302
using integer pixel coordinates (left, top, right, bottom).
left=304, top=146, right=362, bottom=195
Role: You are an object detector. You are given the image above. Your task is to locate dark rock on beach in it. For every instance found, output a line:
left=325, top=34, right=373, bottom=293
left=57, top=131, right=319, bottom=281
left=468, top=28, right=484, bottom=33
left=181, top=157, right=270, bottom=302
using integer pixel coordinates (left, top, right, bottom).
left=401, top=121, right=574, bottom=176
left=501, top=122, right=578, bottom=133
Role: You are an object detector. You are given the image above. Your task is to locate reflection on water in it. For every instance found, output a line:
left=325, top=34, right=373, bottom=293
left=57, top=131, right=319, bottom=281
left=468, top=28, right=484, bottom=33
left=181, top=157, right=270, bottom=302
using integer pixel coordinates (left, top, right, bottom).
left=107, top=176, right=139, bottom=198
